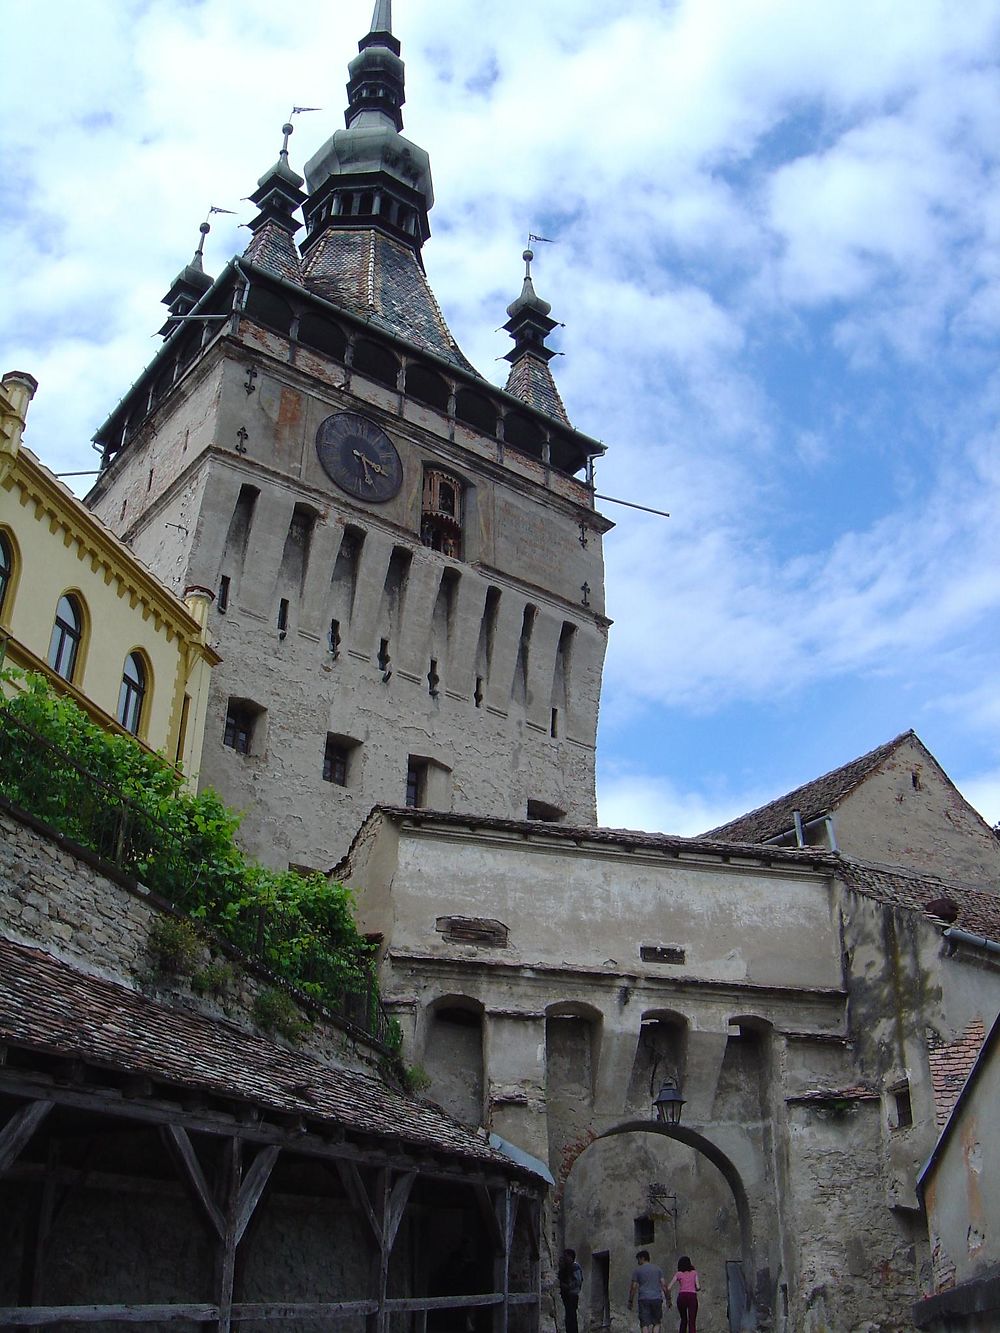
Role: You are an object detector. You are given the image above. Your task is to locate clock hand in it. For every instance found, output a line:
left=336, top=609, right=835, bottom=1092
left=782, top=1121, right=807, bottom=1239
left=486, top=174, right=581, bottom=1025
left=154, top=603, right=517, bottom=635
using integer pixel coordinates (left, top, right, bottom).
left=352, top=448, right=376, bottom=486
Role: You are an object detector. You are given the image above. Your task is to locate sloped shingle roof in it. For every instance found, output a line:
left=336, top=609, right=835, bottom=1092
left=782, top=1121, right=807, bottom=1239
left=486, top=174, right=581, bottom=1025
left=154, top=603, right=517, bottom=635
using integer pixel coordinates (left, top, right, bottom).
left=300, top=229, right=479, bottom=374
left=0, top=936, right=519, bottom=1173
left=703, top=732, right=916, bottom=843
left=504, top=354, right=571, bottom=426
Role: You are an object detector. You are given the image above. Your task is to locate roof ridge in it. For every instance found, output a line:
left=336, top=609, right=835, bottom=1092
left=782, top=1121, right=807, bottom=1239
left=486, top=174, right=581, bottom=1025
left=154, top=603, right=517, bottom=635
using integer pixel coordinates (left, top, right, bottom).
left=703, top=730, right=918, bottom=839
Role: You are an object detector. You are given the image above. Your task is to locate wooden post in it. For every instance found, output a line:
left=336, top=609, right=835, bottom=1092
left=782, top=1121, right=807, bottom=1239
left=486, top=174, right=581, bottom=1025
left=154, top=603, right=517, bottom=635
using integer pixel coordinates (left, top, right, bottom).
left=492, top=1188, right=516, bottom=1333
left=216, top=1138, right=241, bottom=1333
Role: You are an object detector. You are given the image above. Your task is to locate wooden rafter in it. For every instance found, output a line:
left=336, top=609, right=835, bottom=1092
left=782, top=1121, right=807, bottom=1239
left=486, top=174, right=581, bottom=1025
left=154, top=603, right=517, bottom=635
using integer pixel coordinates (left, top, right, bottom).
left=0, top=1099, right=53, bottom=1175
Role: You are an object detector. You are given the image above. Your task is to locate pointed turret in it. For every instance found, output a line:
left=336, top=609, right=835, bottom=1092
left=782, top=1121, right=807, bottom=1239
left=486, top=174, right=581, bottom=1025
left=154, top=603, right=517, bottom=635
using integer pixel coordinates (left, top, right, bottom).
left=301, top=0, right=433, bottom=256
left=158, top=222, right=214, bottom=339
left=503, top=248, right=571, bottom=426
left=242, top=122, right=307, bottom=283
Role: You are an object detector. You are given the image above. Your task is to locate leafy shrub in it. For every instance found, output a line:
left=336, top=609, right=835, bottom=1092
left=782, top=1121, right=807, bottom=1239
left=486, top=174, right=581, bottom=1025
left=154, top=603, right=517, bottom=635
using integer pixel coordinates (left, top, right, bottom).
left=191, top=960, right=236, bottom=997
left=402, top=1063, right=432, bottom=1094
left=1, top=670, right=377, bottom=1013
left=253, top=987, right=308, bottom=1042
left=147, top=916, right=201, bottom=977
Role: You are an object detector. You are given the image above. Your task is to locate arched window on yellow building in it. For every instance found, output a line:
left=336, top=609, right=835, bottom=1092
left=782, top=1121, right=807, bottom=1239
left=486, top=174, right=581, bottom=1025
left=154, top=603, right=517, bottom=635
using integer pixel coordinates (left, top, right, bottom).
left=117, top=652, right=148, bottom=736
left=48, top=594, right=84, bottom=682
left=0, top=532, right=13, bottom=619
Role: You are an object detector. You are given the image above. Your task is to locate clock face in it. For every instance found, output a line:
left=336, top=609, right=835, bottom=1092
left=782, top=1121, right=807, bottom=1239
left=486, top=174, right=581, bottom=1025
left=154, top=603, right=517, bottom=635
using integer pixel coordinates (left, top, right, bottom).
left=316, top=411, right=403, bottom=502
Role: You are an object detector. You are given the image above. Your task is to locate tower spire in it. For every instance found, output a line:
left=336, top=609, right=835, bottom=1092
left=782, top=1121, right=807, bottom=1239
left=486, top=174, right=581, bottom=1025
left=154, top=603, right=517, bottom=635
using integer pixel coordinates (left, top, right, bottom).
left=242, top=122, right=307, bottom=281
left=158, top=219, right=214, bottom=338
left=503, top=247, right=571, bottom=426
left=301, top=5, right=433, bottom=255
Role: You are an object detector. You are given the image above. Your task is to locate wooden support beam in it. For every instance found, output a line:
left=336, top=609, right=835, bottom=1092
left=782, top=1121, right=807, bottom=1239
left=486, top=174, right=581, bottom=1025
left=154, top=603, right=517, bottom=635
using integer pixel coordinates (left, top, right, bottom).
left=161, top=1125, right=224, bottom=1239
left=0, top=1306, right=218, bottom=1326
left=384, top=1170, right=416, bottom=1252
left=334, top=1160, right=380, bottom=1243
left=0, top=1100, right=53, bottom=1176
left=474, top=1183, right=506, bottom=1255
left=216, top=1137, right=241, bottom=1333
left=0, top=1071, right=504, bottom=1188
left=492, top=1189, right=512, bottom=1333
left=233, top=1144, right=279, bottom=1246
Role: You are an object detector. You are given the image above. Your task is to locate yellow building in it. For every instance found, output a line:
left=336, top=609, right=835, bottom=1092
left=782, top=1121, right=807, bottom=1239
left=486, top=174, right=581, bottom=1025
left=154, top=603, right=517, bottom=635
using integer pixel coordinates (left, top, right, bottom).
left=0, top=370, right=219, bottom=786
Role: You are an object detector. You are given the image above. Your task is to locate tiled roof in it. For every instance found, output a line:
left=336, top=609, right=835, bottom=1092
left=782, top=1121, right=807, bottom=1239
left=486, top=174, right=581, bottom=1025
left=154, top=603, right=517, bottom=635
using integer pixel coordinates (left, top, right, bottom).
left=0, top=936, right=520, bottom=1173
left=300, top=229, right=480, bottom=374
left=504, top=354, right=571, bottom=427
left=703, top=732, right=916, bottom=843
left=242, top=221, right=303, bottom=284
left=927, top=1019, right=987, bottom=1127
left=334, top=806, right=840, bottom=879
left=838, top=860, right=1000, bottom=940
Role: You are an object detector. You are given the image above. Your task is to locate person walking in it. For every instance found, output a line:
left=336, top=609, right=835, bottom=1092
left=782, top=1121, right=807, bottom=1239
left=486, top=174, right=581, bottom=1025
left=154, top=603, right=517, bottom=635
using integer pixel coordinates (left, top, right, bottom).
left=558, top=1248, right=583, bottom=1333
left=666, top=1256, right=700, bottom=1333
left=627, top=1250, right=670, bottom=1333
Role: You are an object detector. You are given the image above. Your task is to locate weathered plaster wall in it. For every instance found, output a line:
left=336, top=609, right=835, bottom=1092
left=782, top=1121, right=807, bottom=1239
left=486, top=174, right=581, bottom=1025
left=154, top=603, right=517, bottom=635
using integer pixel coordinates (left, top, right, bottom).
left=783, top=1099, right=922, bottom=1332
left=922, top=1035, right=1000, bottom=1291
left=835, top=736, right=1000, bottom=887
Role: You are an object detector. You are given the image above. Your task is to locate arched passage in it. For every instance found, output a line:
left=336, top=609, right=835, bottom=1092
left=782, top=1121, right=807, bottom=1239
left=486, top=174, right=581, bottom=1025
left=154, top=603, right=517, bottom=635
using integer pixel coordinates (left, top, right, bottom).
left=561, top=1121, right=755, bottom=1333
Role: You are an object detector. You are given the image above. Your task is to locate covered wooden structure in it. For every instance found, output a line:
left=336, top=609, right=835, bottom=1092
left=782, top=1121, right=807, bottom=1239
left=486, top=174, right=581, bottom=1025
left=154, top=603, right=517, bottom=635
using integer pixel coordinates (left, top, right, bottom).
left=0, top=938, right=543, bottom=1329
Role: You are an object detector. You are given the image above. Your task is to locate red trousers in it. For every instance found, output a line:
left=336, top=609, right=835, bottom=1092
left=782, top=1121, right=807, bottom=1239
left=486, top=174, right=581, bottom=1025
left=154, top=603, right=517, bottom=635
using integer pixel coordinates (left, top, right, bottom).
left=676, top=1292, right=697, bottom=1333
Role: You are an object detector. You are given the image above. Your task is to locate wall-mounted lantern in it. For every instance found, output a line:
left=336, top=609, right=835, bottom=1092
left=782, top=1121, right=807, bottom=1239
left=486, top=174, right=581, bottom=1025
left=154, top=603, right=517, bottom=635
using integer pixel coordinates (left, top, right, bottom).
left=653, top=1079, right=685, bottom=1127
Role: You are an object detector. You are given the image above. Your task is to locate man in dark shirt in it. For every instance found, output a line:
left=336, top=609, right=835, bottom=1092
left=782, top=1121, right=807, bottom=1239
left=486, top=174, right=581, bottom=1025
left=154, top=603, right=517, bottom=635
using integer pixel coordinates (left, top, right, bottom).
left=627, top=1250, right=670, bottom=1333
left=558, top=1248, right=583, bottom=1333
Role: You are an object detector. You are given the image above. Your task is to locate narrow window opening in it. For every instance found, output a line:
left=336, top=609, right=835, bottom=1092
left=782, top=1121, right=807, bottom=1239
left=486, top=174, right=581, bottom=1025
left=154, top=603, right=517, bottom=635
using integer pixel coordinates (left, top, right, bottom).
left=911, top=769, right=922, bottom=791
left=175, top=694, right=191, bottom=767
left=119, top=499, right=127, bottom=522
left=0, top=533, right=12, bottom=618
left=277, top=598, right=289, bottom=638
left=428, top=658, right=440, bottom=698
left=526, top=799, right=565, bottom=823
left=147, top=468, right=154, bottom=492
left=892, top=1082, right=913, bottom=1129
left=474, top=676, right=484, bottom=709
left=218, top=575, right=230, bottom=613
left=328, top=618, right=341, bottom=658
left=406, top=759, right=427, bottom=808
left=550, top=707, right=559, bottom=738
left=323, top=735, right=350, bottom=786
left=378, top=638, right=391, bottom=675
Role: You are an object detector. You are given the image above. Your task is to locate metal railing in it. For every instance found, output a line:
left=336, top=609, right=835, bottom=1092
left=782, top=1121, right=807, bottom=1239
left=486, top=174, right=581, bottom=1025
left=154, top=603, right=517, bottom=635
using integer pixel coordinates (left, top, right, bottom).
left=0, top=705, right=394, bottom=1047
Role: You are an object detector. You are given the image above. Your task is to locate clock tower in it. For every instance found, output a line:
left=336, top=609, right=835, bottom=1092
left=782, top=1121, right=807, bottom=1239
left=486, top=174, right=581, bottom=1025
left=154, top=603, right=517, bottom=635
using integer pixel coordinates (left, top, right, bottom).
left=86, top=2, right=612, bottom=871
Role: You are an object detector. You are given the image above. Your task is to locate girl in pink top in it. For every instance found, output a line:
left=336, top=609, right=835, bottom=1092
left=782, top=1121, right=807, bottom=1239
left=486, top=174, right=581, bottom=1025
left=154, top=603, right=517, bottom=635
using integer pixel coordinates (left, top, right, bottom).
left=667, top=1257, right=700, bottom=1333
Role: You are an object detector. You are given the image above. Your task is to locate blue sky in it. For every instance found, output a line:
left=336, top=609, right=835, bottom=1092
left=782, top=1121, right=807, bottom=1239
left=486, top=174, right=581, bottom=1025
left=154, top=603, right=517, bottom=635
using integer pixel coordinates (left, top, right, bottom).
left=3, top=0, right=1000, bottom=834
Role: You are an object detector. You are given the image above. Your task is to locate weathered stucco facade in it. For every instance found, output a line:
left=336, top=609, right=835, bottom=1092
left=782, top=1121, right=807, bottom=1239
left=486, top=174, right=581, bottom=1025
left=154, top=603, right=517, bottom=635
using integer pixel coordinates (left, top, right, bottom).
left=336, top=808, right=1000, bottom=1332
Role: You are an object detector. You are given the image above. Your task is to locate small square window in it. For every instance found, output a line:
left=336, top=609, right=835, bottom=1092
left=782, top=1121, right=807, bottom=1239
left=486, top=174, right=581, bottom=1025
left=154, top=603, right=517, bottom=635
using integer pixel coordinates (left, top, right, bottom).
left=633, top=1216, right=655, bottom=1246
left=223, top=700, right=261, bottom=754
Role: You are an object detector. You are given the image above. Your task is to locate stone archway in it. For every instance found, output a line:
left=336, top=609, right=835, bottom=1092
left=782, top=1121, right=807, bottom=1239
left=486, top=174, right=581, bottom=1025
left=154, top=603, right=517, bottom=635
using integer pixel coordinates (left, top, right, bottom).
left=561, top=1121, right=755, bottom=1333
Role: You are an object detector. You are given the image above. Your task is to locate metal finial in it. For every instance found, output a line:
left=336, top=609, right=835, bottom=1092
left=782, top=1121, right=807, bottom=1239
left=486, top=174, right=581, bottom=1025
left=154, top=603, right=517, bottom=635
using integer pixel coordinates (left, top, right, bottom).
left=523, top=248, right=534, bottom=278
left=281, top=122, right=294, bottom=156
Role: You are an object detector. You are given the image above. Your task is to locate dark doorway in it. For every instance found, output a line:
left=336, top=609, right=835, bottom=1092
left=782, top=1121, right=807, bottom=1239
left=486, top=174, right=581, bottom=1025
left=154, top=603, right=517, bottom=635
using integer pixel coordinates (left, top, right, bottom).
left=590, top=1251, right=610, bottom=1330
